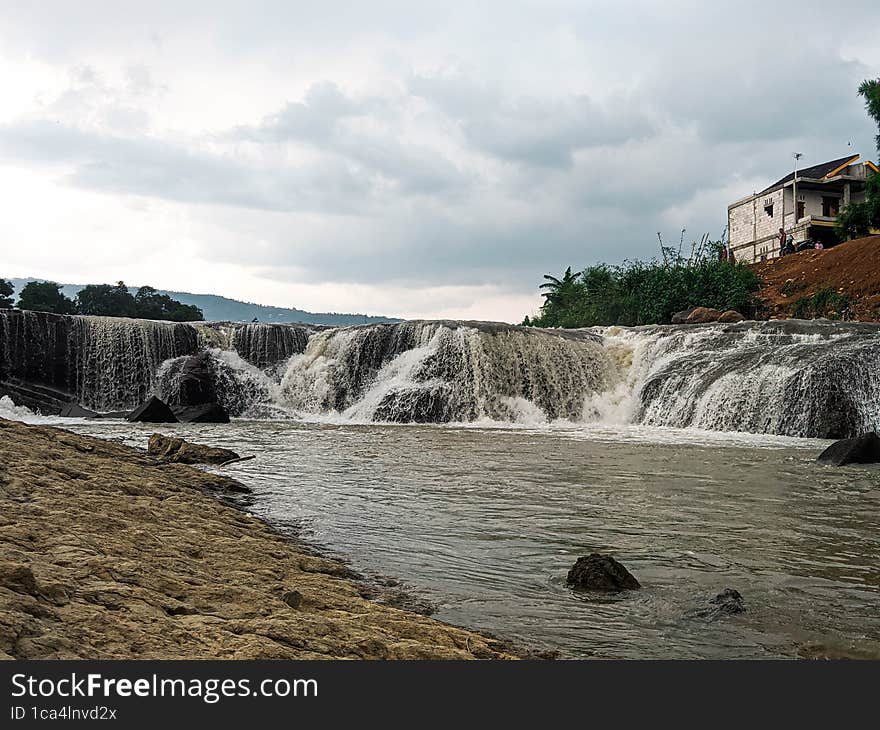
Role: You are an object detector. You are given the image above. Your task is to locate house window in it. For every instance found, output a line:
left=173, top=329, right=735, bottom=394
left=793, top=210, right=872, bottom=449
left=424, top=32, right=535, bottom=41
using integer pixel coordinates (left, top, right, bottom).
left=797, top=201, right=805, bottom=220
left=764, top=203, right=774, bottom=217
left=822, top=196, right=840, bottom=217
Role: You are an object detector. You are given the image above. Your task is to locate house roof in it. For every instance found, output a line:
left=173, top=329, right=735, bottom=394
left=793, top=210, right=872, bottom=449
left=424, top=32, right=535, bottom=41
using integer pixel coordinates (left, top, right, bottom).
left=758, top=154, right=861, bottom=195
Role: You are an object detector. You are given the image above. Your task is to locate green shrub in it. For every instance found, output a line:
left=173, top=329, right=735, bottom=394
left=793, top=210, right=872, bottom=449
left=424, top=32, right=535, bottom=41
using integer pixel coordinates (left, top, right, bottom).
left=791, top=288, right=853, bottom=320
left=526, top=244, right=761, bottom=327
left=780, top=279, right=806, bottom=297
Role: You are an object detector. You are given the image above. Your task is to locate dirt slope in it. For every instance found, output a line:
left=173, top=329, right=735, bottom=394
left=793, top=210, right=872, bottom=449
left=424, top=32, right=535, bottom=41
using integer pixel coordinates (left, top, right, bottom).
left=752, top=235, right=880, bottom=320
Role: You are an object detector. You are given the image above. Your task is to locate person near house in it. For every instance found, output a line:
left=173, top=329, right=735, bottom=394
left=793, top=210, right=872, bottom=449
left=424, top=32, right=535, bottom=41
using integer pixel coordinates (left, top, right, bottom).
left=778, top=227, right=786, bottom=255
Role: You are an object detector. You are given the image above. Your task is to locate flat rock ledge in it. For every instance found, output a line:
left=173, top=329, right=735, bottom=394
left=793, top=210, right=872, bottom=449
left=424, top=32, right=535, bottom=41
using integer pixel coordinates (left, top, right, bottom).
left=0, top=418, right=516, bottom=660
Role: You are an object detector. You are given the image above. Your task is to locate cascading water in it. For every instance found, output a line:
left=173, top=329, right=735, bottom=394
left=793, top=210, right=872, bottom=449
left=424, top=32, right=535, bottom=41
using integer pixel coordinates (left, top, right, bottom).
left=0, top=309, right=198, bottom=411
left=193, top=322, right=312, bottom=370
left=279, top=321, right=619, bottom=423
left=229, top=323, right=312, bottom=370
left=596, top=320, right=880, bottom=438
left=4, top=307, right=880, bottom=438
left=71, top=316, right=200, bottom=410
left=156, top=349, right=282, bottom=417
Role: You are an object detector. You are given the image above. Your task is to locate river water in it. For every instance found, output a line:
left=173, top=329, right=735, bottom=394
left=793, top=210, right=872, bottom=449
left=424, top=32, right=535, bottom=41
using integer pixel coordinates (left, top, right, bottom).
left=25, top=409, right=879, bottom=660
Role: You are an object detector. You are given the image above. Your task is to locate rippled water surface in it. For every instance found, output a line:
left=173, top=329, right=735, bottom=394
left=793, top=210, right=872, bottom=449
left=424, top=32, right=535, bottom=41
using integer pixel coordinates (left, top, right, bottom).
left=55, top=417, right=880, bottom=659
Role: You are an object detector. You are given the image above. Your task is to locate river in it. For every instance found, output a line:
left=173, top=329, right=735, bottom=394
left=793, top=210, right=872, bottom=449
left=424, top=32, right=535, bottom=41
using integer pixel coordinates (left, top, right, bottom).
left=30, top=412, right=880, bottom=660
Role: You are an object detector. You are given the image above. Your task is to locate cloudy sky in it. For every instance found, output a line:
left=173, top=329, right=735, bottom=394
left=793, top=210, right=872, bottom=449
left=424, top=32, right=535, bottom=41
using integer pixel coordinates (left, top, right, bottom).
left=1, top=1, right=878, bottom=322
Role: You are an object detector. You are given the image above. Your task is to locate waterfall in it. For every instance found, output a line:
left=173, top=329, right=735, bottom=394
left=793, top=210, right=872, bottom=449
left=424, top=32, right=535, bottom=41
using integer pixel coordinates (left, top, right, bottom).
left=230, top=323, right=311, bottom=370
left=0, top=310, right=198, bottom=411
left=71, top=316, right=200, bottom=410
left=4, top=307, right=880, bottom=438
left=599, top=320, right=880, bottom=438
left=279, top=321, right=618, bottom=423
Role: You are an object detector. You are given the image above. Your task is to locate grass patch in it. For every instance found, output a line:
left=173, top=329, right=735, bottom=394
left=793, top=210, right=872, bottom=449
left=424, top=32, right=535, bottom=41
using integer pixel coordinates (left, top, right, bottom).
left=791, top=288, right=853, bottom=320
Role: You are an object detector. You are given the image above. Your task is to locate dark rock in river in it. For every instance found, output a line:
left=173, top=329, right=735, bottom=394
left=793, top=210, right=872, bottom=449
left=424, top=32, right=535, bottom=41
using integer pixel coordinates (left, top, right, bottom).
left=171, top=352, right=218, bottom=407
left=58, top=403, right=99, bottom=419
left=688, top=588, right=746, bottom=621
left=566, top=553, right=641, bottom=592
left=147, top=433, right=239, bottom=465
left=172, top=403, right=230, bottom=424
left=127, top=396, right=178, bottom=423
left=817, top=432, right=880, bottom=466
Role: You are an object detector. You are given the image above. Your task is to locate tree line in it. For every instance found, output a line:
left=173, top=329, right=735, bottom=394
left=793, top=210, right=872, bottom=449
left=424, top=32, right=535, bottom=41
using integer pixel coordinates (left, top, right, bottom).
left=0, top=279, right=204, bottom=321
left=523, top=239, right=761, bottom=328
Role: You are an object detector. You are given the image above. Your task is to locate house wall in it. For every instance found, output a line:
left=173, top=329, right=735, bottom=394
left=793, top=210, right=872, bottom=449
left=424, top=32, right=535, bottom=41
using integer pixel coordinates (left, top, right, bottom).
left=729, top=185, right=866, bottom=264
left=729, top=188, right=785, bottom=263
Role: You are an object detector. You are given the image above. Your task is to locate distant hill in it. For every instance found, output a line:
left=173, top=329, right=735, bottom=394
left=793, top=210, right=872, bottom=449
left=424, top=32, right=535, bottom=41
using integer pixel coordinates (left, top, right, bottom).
left=5, top=279, right=401, bottom=326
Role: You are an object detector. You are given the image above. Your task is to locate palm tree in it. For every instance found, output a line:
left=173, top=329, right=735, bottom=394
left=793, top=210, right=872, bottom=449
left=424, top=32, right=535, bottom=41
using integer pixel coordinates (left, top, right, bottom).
left=539, top=267, right=580, bottom=306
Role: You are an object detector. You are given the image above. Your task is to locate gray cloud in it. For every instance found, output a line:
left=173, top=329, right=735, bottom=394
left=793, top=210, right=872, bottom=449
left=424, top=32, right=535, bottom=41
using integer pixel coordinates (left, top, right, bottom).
left=409, top=74, right=655, bottom=167
left=0, top=119, right=373, bottom=213
left=0, top=0, right=878, bottom=319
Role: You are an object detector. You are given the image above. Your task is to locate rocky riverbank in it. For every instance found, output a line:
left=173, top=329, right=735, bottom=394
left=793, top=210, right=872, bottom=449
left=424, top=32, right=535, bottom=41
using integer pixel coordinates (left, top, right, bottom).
left=0, top=418, right=516, bottom=659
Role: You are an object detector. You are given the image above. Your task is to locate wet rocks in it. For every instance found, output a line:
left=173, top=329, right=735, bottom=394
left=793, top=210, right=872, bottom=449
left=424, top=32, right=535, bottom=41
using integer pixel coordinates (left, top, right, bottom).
left=127, top=396, right=178, bottom=423
left=160, top=352, right=231, bottom=422
left=147, top=433, right=239, bottom=465
left=58, top=403, right=99, bottom=419
left=688, top=588, right=746, bottom=621
left=170, top=352, right=218, bottom=407
left=171, top=403, right=230, bottom=424
left=717, top=310, right=745, bottom=323
left=685, top=307, right=723, bottom=324
left=672, top=307, right=739, bottom=324
left=566, top=553, right=641, bottom=592
left=817, top=432, right=880, bottom=466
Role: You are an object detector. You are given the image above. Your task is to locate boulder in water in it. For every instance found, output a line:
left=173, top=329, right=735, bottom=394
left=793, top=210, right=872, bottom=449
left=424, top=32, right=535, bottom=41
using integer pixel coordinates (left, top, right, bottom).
left=688, top=588, right=746, bottom=621
left=58, top=403, right=99, bottom=419
left=172, top=403, right=230, bottom=424
left=685, top=307, right=723, bottom=324
left=566, top=553, right=641, bottom=592
left=147, top=433, right=239, bottom=465
left=817, top=432, right=880, bottom=466
left=717, top=310, right=745, bottom=323
left=126, top=396, right=178, bottom=423
left=172, top=352, right=218, bottom=406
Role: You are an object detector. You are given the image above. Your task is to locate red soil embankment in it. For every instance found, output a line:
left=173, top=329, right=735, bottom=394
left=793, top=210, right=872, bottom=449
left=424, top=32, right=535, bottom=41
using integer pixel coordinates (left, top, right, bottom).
left=751, top=235, right=880, bottom=320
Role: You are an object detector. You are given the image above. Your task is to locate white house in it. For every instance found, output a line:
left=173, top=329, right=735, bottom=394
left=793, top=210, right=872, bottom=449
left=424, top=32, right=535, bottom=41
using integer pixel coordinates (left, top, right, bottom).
left=727, top=153, right=878, bottom=264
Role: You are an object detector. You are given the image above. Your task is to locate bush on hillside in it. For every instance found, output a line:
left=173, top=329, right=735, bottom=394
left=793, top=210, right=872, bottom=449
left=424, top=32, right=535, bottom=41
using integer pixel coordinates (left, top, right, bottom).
left=526, top=242, right=761, bottom=328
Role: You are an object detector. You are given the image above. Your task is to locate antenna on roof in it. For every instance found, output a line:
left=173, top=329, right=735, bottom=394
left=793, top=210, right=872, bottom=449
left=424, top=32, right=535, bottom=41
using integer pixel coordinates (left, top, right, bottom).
left=792, top=153, right=804, bottom=224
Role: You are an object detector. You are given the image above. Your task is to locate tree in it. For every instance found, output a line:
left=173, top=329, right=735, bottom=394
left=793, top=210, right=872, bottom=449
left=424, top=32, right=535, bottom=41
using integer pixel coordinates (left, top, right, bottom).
left=76, top=281, right=137, bottom=317
left=17, top=281, right=76, bottom=314
left=837, top=78, right=880, bottom=240
left=134, top=286, right=203, bottom=321
left=0, top=278, right=14, bottom=309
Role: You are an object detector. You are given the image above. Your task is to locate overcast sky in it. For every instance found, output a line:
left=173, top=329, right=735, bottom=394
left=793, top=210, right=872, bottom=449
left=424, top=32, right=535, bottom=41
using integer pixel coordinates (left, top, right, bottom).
left=1, top=1, right=878, bottom=322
